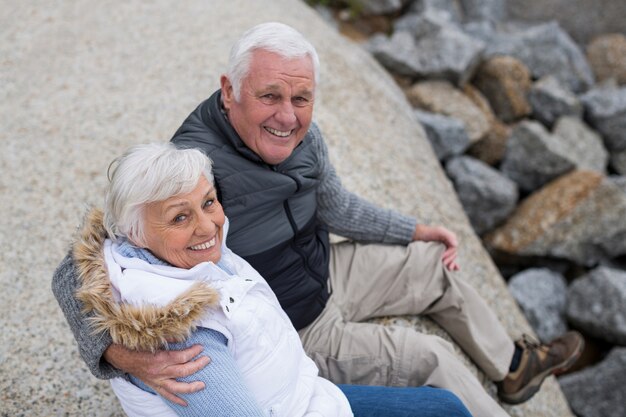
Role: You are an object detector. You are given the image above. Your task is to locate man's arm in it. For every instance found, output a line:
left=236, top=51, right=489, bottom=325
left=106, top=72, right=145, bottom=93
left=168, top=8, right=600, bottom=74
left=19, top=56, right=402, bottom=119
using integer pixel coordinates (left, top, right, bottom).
left=311, top=123, right=416, bottom=244
left=312, top=124, right=460, bottom=270
left=51, top=252, right=210, bottom=403
left=51, top=252, right=121, bottom=379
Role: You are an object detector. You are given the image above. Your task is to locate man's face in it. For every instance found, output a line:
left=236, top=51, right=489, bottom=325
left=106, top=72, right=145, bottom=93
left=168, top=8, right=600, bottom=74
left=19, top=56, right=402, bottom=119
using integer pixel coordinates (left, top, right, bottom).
left=221, top=49, right=315, bottom=165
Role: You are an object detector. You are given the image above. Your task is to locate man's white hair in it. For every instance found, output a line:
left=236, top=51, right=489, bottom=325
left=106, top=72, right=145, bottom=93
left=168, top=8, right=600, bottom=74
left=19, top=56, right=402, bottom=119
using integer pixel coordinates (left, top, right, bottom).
left=104, top=142, right=214, bottom=246
left=226, top=22, right=320, bottom=101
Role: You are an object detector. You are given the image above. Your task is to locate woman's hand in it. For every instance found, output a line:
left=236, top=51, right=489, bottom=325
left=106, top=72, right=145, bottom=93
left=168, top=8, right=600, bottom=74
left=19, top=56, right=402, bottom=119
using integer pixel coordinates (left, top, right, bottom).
left=412, top=224, right=460, bottom=271
left=103, top=344, right=210, bottom=406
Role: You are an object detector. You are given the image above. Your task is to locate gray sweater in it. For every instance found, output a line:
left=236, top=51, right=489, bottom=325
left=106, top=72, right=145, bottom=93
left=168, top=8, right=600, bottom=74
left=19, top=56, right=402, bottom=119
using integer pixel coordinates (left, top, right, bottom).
left=51, top=121, right=417, bottom=380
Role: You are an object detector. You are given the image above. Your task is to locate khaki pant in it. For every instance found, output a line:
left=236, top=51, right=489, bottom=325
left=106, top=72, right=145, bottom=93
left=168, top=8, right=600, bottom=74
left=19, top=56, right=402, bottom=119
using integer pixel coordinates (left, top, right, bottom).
left=299, top=241, right=514, bottom=417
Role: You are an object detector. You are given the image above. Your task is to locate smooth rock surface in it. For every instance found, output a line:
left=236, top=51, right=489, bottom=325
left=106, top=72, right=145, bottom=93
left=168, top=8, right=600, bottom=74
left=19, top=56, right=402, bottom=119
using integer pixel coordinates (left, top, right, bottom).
left=566, top=267, right=626, bottom=345
left=486, top=171, right=626, bottom=266
left=559, top=347, right=626, bottom=417
left=0, top=1, right=573, bottom=416
left=508, top=268, right=569, bottom=343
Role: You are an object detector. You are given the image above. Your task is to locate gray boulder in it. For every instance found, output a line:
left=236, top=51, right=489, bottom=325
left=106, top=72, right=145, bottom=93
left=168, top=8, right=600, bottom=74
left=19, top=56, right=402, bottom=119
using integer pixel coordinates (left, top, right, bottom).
left=461, top=0, right=508, bottom=22
left=480, top=22, right=594, bottom=93
left=414, top=110, right=470, bottom=160
left=446, top=156, right=518, bottom=234
left=408, top=0, right=463, bottom=22
left=507, top=0, right=626, bottom=44
left=612, top=149, right=626, bottom=175
left=367, top=31, right=423, bottom=77
left=566, top=266, right=626, bottom=345
left=559, top=347, right=626, bottom=417
left=581, top=86, right=626, bottom=151
left=500, top=120, right=575, bottom=193
left=552, top=116, right=608, bottom=173
left=394, top=7, right=454, bottom=37
left=528, top=76, right=582, bottom=128
left=508, top=268, right=569, bottom=343
left=371, top=15, right=485, bottom=85
left=486, top=171, right=626, bottom=266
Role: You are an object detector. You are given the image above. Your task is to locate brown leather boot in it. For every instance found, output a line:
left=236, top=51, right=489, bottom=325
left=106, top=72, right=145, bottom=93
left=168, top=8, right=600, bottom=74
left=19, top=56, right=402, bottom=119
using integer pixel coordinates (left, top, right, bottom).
left=497, top=331, right=584, bottom=404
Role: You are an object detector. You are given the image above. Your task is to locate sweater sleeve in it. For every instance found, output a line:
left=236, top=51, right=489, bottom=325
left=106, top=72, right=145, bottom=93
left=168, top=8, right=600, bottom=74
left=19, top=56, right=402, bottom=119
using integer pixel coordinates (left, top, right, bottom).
left=51, top=252, right=122, bottom=379
left=130, top=328, right=265, bottom=417
left=311, top=123, right=417, bottom=244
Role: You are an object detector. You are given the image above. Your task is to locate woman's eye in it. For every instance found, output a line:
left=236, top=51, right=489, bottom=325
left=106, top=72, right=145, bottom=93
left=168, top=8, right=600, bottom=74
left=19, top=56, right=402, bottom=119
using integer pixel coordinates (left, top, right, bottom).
left=173, top=214, right=187, bottom=223
left=203, top=199, right=214, bottom=209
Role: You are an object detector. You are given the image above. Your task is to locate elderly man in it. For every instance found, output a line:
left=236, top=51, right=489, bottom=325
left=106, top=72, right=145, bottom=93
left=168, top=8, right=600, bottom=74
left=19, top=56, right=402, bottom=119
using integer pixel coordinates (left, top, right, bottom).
left=53, top=22, right=583, bottom=416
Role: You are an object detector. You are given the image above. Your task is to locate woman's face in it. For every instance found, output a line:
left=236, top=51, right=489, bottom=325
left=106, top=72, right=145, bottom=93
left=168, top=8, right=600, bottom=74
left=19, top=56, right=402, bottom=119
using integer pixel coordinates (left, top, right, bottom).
left=141, top=175, right=225, bottom=269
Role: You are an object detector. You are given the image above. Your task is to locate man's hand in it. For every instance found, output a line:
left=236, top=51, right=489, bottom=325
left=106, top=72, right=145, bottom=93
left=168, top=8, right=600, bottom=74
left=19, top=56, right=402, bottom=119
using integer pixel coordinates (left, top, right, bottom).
left=412, top=224, right=460, bottom=271
left=104, top=344, right=210, bottom=406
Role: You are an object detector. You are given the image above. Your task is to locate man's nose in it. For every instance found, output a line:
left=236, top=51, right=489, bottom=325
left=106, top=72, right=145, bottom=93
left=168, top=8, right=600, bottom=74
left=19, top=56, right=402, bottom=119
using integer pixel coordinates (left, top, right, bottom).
left=275, top=100, right=297, bottom=125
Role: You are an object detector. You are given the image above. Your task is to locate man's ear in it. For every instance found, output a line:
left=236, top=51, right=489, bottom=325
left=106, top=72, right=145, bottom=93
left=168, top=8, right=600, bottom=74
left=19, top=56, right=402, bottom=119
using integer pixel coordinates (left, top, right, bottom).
left=220, top=75, right=234, bottom=110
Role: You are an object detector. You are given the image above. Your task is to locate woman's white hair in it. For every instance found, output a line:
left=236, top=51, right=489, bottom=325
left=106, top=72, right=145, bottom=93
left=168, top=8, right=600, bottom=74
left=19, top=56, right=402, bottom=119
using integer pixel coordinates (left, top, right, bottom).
left=104, top=142, right=214, bottom=246
left=226, top=22, right=320, bottom=101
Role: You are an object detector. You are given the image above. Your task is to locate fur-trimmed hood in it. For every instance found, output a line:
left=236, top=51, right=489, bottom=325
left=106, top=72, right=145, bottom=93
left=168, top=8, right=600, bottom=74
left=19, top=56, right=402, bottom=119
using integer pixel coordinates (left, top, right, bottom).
left=74, top=209, right=219, bottom=352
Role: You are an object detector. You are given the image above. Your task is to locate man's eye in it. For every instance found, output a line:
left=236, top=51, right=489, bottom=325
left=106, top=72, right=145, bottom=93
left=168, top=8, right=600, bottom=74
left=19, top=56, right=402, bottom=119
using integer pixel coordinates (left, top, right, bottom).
left=293, top=97, right=309, bottom=106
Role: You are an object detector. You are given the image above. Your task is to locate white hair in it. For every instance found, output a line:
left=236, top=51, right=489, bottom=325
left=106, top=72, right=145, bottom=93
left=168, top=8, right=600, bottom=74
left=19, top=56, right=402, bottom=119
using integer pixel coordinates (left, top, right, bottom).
left=104, top=142, right=214, bottom=246
left=226, top=22, right=320, bottom=101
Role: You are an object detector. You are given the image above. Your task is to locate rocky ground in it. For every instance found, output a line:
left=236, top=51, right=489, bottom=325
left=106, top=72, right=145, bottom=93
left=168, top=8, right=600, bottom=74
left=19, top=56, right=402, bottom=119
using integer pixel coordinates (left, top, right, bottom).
left=312, top=1, right=626, bottom=416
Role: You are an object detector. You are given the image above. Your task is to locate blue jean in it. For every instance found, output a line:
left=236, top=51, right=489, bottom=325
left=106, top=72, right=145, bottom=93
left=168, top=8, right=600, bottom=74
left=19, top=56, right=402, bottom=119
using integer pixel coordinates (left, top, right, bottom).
left=339, top=385, right=473, bottom=417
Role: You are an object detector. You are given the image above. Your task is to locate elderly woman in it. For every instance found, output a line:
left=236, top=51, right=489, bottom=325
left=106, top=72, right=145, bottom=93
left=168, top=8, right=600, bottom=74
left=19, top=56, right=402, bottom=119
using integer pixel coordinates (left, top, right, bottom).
left=72, top=142, right=472, bottom=417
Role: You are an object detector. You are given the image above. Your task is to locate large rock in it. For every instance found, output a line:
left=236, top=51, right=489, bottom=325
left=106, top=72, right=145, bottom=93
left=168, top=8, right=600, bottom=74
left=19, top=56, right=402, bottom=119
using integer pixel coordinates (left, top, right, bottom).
left=461, top=0, right=508, bottom=22
left=446, top=156, right=519, bottom=234
left=566, top=266, right=626, bottom=345
left=507, top=0, right=626, bottom=44
left=586, top=33, right=626, bottom=86
left=581, top=85, right=626, bottom=151
left=559, top=347, right=626, bottom=417
left=508, top=268, right=569, bottom=343
left=414, top=109, right=470, bottom=160
left=479, top=22, right=594, bottom=93
left=500, top=121, right=576, bottom=193
left=486, top=171, right=626, bottom=266
left=0, top=1, right=574, bottom=416
left=466, top=121, right=510, bottom=166
left=612, top=150, right=626, bottom=175
left=552, top=116, right=608, bottom=173
left=352, top=0, right=410, bottom=15
left=472, top=55, right=532, bottom=122
left=406, top=80, right=491, bottom=143
left=408, top=0, right=463, bottom=22
left=369, top=13, right=485, bottom=85
left=528, top=76, right=582, bottom=128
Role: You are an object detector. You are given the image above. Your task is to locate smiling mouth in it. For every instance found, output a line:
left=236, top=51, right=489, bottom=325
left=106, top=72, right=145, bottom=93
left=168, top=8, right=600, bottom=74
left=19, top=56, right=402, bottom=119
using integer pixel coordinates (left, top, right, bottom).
left=264, top=126, right=293, bottom=137
left=189, top=237, right=216, bottom=251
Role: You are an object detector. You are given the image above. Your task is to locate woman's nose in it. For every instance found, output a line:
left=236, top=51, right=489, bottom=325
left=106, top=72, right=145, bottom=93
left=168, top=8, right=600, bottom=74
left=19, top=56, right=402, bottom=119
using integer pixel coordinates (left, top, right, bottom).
left=196, top=212, right=216, bottom=235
